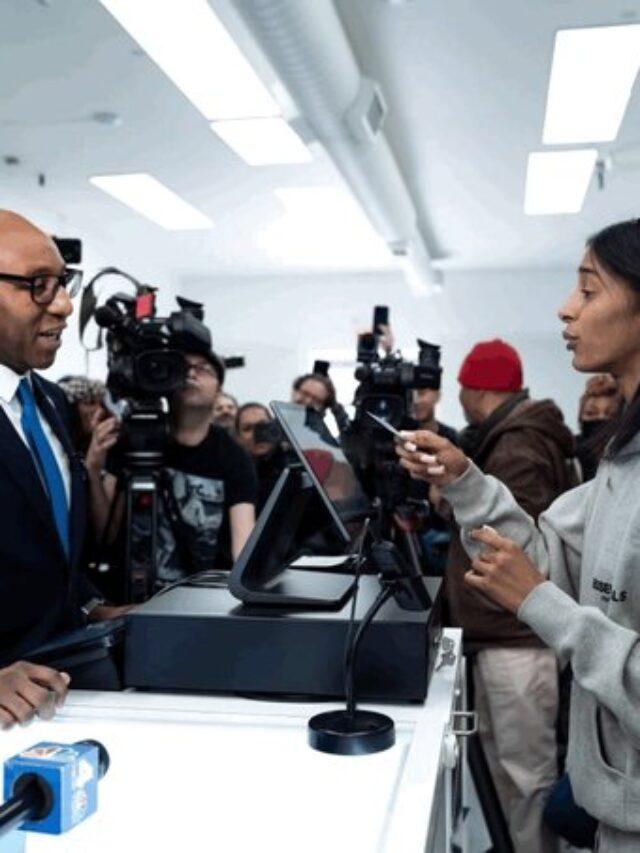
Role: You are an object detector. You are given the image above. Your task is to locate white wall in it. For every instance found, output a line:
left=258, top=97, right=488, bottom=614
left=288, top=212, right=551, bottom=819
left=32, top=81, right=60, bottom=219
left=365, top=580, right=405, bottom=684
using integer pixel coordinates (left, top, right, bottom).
left=179, top=266, right=586, bottom=431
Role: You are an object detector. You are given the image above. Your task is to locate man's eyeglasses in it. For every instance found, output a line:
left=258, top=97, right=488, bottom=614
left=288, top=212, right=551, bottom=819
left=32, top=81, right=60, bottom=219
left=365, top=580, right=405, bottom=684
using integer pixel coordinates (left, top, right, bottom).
left=0, top=268, right=83, bottom=305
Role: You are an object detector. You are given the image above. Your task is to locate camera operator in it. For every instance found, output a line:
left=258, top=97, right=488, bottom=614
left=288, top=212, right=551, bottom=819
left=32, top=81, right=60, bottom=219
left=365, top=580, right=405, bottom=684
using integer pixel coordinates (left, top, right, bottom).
left=0, top=209, right=126, bottom=701
left=412, top=387, right=459, bottom=446
left=291, top=373, right=336, bottom=413
left=212, top=391, right=238, bottom=434
left=87, top=349, right=257, bottom=592
left=236, top=402, right=290, bottom=512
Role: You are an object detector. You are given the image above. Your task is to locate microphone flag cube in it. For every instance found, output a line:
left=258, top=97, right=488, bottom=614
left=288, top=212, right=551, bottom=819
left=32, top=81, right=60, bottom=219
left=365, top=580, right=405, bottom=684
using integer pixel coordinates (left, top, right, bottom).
left=3, top=742, right=99, bottom=835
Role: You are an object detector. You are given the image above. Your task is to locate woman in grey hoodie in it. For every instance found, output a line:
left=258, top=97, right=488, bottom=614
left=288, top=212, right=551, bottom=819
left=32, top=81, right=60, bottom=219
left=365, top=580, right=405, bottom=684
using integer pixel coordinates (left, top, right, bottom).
left=397, top=219, right=640, bottom=852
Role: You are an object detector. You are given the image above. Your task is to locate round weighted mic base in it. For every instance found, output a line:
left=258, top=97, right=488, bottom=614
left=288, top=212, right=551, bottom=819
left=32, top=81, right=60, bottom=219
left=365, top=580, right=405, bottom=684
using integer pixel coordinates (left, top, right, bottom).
left=308, top=709, right=395, bottom=756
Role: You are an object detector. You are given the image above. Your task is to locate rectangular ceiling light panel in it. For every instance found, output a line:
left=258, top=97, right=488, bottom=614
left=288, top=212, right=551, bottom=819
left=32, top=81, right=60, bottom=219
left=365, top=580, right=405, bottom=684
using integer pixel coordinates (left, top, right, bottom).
left=524, top=150, right=597, bottom=215
left=543, top=24, right=640, bottom=144
left=211, top=118, right=312, bottom=165
left=90, top=173, right=214, bottom=230
left=263, top=186, right=391, bottom=266
left=99, top=0, right=279, bottom=120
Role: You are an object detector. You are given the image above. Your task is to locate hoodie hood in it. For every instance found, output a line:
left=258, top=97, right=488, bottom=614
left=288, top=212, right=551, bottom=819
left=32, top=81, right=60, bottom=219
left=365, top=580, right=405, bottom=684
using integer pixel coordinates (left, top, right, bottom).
left=475, top=397, right=575, bottom=462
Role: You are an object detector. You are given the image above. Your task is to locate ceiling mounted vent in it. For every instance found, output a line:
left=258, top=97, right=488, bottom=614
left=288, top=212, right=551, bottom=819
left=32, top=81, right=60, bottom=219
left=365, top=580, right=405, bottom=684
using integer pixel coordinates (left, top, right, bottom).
left=345, top=78, right=387, bottom=143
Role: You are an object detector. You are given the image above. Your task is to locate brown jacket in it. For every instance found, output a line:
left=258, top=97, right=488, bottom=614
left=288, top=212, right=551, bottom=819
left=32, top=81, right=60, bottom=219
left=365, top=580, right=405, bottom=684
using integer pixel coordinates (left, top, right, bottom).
left=445, top=395, right=576, bottom=648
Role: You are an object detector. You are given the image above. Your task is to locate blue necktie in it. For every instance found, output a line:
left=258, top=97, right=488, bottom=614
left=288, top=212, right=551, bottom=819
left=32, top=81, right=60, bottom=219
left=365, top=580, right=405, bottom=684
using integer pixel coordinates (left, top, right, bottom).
left=17, top=378, right=70, bottom=559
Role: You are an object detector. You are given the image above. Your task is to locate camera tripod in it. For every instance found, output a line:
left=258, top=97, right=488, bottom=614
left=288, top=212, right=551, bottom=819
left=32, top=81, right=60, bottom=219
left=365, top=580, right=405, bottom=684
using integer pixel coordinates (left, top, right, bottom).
left=368, top=457, right=434, bottom=578
left=100, top=404, right=198, bottom=604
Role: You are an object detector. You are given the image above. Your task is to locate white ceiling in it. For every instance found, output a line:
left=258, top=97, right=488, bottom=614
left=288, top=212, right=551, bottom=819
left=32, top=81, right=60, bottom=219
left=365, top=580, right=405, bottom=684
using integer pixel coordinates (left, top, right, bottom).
left=335, top=0, right=640, bottom=270
left=2, top=0, right=640, bottom=281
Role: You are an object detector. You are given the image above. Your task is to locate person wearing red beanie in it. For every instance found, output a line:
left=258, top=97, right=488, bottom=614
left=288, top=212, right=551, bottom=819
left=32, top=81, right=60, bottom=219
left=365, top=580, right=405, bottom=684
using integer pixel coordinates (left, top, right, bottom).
left=458, top=338, right=523, bottom=392
left=444, top=338, right=576, bottom=853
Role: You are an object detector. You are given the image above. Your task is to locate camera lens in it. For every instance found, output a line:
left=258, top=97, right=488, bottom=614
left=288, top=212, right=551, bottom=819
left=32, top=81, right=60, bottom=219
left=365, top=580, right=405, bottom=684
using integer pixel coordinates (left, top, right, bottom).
left=135, top=350, right=186, bottom=395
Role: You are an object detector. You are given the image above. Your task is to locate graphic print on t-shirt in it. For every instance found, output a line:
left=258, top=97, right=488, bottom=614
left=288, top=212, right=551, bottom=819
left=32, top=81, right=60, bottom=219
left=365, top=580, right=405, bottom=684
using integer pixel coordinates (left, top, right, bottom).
left=156, top=468, right=225, bottom=583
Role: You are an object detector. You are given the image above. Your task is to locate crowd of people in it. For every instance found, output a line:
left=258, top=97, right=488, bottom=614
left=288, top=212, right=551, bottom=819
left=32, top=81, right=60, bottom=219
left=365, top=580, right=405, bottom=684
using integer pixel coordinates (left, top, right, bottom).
left=0, top=207, right=638, bottom=852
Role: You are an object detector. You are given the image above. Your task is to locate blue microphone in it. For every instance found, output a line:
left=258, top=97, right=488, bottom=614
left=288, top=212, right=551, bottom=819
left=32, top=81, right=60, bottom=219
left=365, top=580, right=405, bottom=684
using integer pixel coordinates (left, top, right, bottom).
left=1, top=740, right=109, bottom=837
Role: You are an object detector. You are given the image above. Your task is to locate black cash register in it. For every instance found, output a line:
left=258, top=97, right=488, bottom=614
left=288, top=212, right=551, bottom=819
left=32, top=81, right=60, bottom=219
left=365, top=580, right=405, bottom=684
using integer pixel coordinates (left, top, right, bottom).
left=124, top=402, right=441, bottom=700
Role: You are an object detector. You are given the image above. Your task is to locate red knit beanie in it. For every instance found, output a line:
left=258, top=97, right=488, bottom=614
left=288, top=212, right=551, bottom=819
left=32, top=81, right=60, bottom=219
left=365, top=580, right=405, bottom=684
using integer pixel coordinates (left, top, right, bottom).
left=458, top=339, right=523, bottom=392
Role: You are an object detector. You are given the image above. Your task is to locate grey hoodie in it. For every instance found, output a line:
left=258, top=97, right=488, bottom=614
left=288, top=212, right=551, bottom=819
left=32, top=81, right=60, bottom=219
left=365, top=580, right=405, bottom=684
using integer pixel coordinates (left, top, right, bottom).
left=442, top=433, right=640, bottom=838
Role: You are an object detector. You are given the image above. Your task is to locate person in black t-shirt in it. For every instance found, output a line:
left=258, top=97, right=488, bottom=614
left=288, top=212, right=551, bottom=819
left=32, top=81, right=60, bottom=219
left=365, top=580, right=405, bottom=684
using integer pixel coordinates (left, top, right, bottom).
left=86, top=351, right=257, bottom=592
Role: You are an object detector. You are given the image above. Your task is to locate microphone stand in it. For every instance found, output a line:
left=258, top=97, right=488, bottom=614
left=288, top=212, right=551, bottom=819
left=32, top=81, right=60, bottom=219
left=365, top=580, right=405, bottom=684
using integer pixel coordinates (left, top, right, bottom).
left=308, top=579, right=397, bottom=755
left=308, top=521, right=432, bottom=755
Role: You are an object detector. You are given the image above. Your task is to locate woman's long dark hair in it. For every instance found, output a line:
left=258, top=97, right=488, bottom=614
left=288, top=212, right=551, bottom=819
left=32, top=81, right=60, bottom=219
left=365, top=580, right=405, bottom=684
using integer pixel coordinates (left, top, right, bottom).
left=587, top=220, right=640, bottom=457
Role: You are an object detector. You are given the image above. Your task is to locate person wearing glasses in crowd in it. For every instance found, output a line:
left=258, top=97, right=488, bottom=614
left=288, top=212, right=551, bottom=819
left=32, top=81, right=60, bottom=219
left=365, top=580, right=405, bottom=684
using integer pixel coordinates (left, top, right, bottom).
left=0, top=210, right=123, bottom=727
left=397, top=219, right=640, bottom=852
left=88, top=349, right=258, bottom=594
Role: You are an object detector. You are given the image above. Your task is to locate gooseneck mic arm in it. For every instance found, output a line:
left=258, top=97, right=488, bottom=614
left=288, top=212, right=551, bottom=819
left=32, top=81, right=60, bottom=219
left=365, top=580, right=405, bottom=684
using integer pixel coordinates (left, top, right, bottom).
left=344, top=583, right=395, bottom=719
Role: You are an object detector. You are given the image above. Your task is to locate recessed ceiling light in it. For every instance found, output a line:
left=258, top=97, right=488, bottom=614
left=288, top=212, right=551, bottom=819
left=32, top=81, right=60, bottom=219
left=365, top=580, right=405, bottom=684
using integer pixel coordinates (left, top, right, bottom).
left=524, top=150, right=597, bottom=215
left=89, top=173, right=213, bottom=230
left=211, top=118, right=311, bottom=165
left=543, top=24, right=640, bottom=144
left=98, top=0, right=279, bottom=120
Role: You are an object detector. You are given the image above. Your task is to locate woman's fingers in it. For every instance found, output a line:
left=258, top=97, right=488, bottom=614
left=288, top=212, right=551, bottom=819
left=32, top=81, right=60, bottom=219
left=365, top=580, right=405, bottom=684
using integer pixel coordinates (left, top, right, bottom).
left=470, top=525, right=512, bottom=551
left=470, top=554, right=497, bottom=575
left=399, top=429, right=451, bottom=453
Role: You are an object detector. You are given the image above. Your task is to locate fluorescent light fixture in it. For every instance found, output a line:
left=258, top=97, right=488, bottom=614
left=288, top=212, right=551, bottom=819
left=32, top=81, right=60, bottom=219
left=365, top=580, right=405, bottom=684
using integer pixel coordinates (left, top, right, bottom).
left=260, top=186, right=391, bottom=266
left=211, top=118, right=311, bottom=165
left=90, top=173, right=213, bottom=230
left=99, top=0, right=279, bottom=120
left=543, top=24, right=640, bottom=144
left=524, top=150, right=597, bottom=215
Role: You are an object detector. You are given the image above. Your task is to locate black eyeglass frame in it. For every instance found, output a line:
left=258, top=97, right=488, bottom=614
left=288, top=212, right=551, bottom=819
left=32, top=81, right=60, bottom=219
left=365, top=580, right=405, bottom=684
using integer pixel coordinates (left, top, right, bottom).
left=0, top=268, right=83, bottom=305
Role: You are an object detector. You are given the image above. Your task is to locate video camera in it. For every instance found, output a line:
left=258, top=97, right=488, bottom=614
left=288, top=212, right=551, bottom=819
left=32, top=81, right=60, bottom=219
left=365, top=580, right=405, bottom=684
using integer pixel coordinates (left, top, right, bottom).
left=81, top=274, right=214, bottom=602
left=341, top=307, right=442, bottom=522
left=354, top=333, right=442, bottom=429
left=95, top=288, right=211, bottom=402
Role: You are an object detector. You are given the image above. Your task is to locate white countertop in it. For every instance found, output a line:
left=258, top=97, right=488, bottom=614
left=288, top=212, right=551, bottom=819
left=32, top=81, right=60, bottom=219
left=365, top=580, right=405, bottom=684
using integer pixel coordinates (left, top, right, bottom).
left=1, top=629, right=462, bottom=853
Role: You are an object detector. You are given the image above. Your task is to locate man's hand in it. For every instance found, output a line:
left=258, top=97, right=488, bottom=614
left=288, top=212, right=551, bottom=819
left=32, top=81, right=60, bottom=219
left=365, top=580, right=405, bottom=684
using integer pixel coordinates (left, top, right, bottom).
left=396, top=429, right=470, bottom=486
left=85, top=413, right=119, bottom=476
left=0, top=662, right=70, bottom=730
left=88, top=604, right=134, bottom=623
left=464, top=526, right=544, bottom=613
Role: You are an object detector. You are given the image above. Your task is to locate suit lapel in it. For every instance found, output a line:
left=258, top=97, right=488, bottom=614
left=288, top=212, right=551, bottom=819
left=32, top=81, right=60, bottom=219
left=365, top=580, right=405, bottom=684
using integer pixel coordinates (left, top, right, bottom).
left=0, top=406, right=62, bottom=551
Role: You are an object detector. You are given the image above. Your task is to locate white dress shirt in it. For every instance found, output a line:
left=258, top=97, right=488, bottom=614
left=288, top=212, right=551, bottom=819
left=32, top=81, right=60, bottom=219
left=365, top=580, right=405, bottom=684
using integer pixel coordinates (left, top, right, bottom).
left=0, top=363, right=71, bottom=504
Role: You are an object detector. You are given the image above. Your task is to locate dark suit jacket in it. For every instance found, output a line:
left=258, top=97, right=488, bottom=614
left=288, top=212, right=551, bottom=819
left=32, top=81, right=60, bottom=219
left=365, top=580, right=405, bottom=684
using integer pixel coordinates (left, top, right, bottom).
left=0, top=373, right=96, bottom=665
